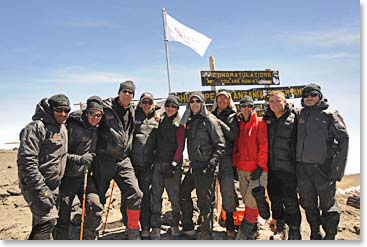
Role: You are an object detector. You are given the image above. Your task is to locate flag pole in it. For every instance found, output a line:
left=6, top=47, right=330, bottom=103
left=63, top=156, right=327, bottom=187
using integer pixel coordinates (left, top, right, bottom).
left=162, top=8, right=172, bottom=93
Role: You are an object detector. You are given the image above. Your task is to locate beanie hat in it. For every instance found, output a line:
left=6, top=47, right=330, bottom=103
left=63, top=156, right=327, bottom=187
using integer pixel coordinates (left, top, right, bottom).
left=302, top=83, right=323, bottom=99
left=86, top=96, right=104, bottom=113
left=239, top=95, right=254, bottom=106
left=165, top=95, right=180, bottom=108
left=139, top=92, right=154, bottom=102
left=189, top=91, right=206, bottom=103
left=118, top=80, right=136, bottom=95
left=49, top=94, right=70, bottom=110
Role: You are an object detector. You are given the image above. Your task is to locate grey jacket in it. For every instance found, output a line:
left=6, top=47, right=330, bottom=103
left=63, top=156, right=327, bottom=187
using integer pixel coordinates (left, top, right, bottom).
left=64, top=110, right=98, bottom=177
left=17, top=98, right=68, bottom=194
left=296, top=100, right=349, bottom=181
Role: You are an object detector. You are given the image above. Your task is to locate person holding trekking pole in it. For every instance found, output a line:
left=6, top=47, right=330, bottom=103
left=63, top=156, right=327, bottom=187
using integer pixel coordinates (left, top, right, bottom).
left=53, top=96, right=104, bottom=240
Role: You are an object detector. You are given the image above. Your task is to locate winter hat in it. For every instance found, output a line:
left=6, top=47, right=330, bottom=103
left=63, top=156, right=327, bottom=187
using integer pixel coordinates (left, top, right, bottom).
left=118, top=80, right=136, bottom=95
left=302, top=83, right=323, bottom=99
left=49, top=94, right=70, bottom=110
left=86, top=96, right=104, bottom=113
left=165, top=95, right=180, bottom=108
left=189, top=91, right=206, bottom=103
left=139, top=92, right=154, bottom=102
left=239, top=95, right=254, bottom=106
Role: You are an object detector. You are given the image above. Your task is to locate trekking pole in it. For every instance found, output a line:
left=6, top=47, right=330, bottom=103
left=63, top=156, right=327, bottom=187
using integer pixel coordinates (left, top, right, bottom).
left=79, top=168, right=89, bottom=240
left=102, top=180, right=115, bottom=234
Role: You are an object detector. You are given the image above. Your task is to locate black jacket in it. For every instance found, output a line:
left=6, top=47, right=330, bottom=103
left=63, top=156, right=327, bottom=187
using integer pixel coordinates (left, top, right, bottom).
left=64, top=110, right=98, bottom=177
left=296, top=100, right=349, bottom=181
left=264, top=104, right=297, bottom=174
left=186, top=114, right=226, bottom=168
left=131, top=107, right=159, bottom=166
left=212, top=108, right=239, bottom=159
left=96, top=97, right=135, bottom=160
left=17, top=98, right=68, bottom=194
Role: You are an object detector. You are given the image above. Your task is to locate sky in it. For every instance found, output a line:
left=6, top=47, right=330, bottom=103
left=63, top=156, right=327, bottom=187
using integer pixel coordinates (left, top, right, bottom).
left=0, top=0, right=362, bottom=175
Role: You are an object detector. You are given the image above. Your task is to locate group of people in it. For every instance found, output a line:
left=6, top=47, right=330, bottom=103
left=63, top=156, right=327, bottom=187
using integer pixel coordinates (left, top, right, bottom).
left=17, top=81, right=349, bottom=240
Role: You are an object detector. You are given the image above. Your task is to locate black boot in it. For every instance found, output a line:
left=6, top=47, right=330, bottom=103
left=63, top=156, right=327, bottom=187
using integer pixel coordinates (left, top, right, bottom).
left=235, top=220, right=257, bottom=240
left=251, top=186, right=270, bottom=220
left=321, top=212, right=340, bottom=240
left=310, top=225, right=322, bottom=240
left=288, top=225, right=301, bottom=240
left=225, top=211, right=236, bottom=240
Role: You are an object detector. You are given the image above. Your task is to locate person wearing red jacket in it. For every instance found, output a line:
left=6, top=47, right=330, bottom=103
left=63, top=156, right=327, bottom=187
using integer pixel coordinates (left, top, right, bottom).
left=232, top=96, right=268, bottom=240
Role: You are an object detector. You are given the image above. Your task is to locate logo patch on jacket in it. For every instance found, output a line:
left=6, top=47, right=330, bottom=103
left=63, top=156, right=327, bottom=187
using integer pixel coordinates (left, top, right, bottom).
left=52, top=133, right=62, bottom=141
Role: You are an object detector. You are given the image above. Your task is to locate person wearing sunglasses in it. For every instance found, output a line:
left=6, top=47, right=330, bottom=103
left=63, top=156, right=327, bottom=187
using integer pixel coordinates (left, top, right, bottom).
left=122, top=92, right=159, bottom=239
left=54, top=96, right=104, bottom=240
left=150, top=95, right=185, bottom=240
left=211, top=90, right=239, bottom=240
left=232, top=96, right=268, bottom=240
left=179, top=92, right=225, bottom=240
left=296, top=83, right=349, bottom=240
left=17, top=94, right=70, bottom=239
left=93, top=80, right=143, bottom=240
left=263, top=91, right=301, bottom=240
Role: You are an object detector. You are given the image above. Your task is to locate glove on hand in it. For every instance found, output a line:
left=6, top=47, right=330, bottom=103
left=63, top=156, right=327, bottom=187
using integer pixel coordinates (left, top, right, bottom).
left=165, top=161, right=179, bottom=177
left=250, top=165, right=263, bottom=180
left=80, top=153, right=96, bottom=171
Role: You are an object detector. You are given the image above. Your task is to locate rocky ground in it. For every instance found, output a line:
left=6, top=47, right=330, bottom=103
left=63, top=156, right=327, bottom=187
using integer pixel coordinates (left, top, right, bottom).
left=0, top=150, right=360, bottom=240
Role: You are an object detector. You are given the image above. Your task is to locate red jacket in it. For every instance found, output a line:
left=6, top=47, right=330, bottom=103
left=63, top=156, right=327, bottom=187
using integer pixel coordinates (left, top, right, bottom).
left=232, top=112, right=268, bottom=172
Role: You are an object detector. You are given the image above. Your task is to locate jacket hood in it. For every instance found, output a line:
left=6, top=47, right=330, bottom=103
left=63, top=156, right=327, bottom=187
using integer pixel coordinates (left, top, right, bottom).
left=211, top=91, right=237, bottom=113
left=32, top=98, right=59, bottom=125
left=67, top=110, right=96, bottom=129
left=180, top=93, right=209, bottom=125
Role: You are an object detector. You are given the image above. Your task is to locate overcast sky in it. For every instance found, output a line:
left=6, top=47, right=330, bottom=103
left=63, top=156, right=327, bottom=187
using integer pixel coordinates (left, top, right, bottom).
left=0, top=0, right=362, bottom=175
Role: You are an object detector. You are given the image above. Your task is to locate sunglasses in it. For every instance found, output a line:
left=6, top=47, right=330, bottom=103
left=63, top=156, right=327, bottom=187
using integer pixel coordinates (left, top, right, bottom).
left=165, top=103, right=178, bottom=109
left=88, top=111, right=103, bottom=118
left=190, top=99, right=201, bottom=104
left=54, top=107, right=71, bottom=113
left=240, top=104, right=253, bottom=109
left=303, top=93, right=319, bottom=98
left=142, top=100, right=153, bottom=105
left=121, top=90, right=134, bottom=95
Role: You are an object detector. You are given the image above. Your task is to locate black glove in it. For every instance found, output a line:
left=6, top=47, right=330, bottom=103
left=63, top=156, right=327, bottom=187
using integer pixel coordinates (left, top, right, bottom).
left=79, top=152, right=96, bottom=171
left=165, top=161, right=180, bottom=177
left=39, top=189, right=55, bottom=212
left=250, top=165, right=263, bottom=180
left=203, top=157, right=220, bottom=176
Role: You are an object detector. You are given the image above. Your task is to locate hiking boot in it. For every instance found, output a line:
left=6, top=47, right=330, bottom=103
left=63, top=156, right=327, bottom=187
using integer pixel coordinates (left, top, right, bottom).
left=182, top=230, right=197, bottom=240
left=310, top=225, right=322, bottom=240
left=235, top=220, right=256, bottom=240
left=197, top=231, right=211, bottom=240
left=323, top=234, right=336, bottom=240
left=150, top=227, right=160, bottom=240
left=127, top=229, right=141, bottom=240
left=288, top=226, right=301, bottom=240
left=141, top=229, right=150, bottom=240
left=226, top=230, right=237, bottom=240
left=171, top=226, right=181, bottom=240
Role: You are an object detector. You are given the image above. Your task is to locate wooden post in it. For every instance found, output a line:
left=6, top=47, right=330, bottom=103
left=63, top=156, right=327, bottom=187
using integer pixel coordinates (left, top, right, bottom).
left=210, top=55, right=222, bottom=225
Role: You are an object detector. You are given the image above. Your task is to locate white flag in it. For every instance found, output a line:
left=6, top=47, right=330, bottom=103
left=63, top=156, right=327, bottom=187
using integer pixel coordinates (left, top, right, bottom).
left=165, top=13, right=212, bottom=56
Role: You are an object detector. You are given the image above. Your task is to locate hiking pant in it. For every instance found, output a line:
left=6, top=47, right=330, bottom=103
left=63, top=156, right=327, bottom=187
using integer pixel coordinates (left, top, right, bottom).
left=180, top=166, right=216, bottom=236
left=218, top=157, right=236, bottom=213
left=150, top=161, right=182, bottom=228
left=237, top=170, right=268, bottom=209
left=20, top=182, right=59, bottom=239
left=267, top=170, right=301, bottom=227
left=297, top=163, right=340, bottom=237
left=53, top=175, right=103, bottom=240
left=121, top=165, right=152, bottom=230
left=94, top=155, right=142, bottom=208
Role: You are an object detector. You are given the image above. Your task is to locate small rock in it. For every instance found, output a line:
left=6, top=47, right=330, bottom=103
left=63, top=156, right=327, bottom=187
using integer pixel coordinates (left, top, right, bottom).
left=7, top=188, right=22, bottom=196
left=7, top=165, right=13, bottom=168
left=353, top=226, right=360, bottom=235
left=0, top=189, right=10, bottom=197
left=346, top=195, right=360, bottom=209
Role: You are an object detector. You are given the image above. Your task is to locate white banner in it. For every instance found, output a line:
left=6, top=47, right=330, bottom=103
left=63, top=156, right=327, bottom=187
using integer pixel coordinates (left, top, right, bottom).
left=165, top=13, right=212, bottom=56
